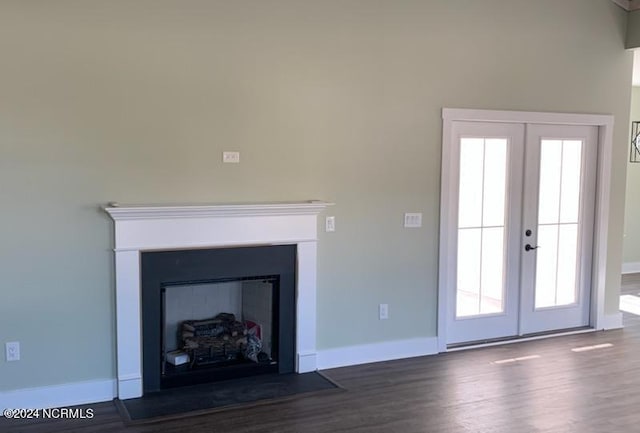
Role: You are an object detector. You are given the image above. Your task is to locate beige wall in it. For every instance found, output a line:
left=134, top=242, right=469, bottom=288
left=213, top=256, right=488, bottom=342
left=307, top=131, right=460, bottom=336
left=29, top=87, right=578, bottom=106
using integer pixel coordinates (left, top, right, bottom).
left=624, top=86, right=640, bottom=265
left=0, top=0, right=632, bottom=392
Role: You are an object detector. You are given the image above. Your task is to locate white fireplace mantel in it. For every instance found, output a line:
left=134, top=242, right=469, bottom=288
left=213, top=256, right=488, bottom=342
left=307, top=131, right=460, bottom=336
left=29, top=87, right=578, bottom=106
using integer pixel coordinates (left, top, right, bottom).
left=104, top=201, right=332, bottom=399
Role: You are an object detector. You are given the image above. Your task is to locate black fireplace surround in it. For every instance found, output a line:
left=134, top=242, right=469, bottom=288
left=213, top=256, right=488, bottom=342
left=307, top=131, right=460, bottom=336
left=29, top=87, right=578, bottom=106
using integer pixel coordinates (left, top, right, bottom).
left=141, top=245, right=296, bottom=393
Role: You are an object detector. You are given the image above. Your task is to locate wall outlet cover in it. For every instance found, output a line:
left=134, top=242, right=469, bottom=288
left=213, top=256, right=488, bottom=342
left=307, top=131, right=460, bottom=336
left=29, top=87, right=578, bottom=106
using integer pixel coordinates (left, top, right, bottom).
left=379, top=304, right=389, bottom=320
left=6, top=341, right=20, bottom=362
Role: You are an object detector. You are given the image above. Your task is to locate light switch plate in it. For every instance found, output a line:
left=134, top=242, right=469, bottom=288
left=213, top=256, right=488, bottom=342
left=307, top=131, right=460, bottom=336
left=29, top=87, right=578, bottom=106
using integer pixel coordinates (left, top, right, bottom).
left=404, top=212, right=422, bottom=228
left=325, top=216, right=335, bottom=232
left=222, top=151, right=240, bottom=163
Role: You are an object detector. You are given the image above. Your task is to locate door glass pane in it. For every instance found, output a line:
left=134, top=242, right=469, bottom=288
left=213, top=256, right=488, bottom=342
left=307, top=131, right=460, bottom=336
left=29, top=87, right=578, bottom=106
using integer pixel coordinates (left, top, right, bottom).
left=458, top=138, right=484, bottom=228
left=481, top=227, right=505, bottom=314
left=483, top=139, right=507, bottom=227
left=457, top=228, right=481, bottom=317
left=535, top=139, right=582, bottom=309
left=557, top=224, right=579, bottom=305
left=534, top=225, right=559, bottom=308
left=537, top=140, right=562, bottom=224
left=560, top=140, right=582, bottom=223
left=456, top=137, right=507, bottom=317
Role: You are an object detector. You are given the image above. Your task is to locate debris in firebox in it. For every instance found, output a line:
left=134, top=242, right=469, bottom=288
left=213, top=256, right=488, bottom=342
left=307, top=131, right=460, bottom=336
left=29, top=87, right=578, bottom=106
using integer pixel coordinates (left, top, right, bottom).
left=245, top=326, right=262, bottom=363
left=166, top=350, right=190, bottom=366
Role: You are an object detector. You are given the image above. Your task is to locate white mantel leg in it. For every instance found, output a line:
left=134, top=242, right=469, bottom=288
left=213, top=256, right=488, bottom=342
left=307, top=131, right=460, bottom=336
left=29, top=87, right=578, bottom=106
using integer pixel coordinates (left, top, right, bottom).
left=296, top=241, right=318, bottom=372
left=115, top=250, right=143, bottom=399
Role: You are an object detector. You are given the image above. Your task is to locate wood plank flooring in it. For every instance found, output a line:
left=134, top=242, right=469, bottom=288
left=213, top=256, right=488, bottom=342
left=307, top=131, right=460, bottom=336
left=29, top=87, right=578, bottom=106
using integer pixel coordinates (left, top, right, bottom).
left=3, top=275, right=640, bottom=433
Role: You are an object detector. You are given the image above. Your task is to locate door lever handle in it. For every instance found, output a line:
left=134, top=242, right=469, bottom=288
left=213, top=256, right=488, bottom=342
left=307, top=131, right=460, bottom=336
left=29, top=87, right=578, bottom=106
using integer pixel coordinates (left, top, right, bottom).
left=525, top=244, right=539, bottom=252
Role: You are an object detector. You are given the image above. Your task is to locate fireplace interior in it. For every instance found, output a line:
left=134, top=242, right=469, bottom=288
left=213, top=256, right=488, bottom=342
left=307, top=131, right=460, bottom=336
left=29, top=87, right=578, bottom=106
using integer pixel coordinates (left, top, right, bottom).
left=141, top=245, right=296, bottom=393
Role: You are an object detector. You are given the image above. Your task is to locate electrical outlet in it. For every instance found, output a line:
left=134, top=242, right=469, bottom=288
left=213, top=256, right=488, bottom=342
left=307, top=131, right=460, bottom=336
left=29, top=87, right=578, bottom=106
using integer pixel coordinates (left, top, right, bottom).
left=6, top=342, right=20, bottom=362
left=222, top=151, right=240, bottom=163
left=379, top=304, right=389, bottom=320
left=325, top=216, right=335, bottom=232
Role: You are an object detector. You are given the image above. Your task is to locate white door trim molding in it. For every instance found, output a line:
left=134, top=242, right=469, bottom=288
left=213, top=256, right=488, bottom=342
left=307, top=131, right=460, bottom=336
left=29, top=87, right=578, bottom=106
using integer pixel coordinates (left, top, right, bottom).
left=438, top=108, right=615, bottom=352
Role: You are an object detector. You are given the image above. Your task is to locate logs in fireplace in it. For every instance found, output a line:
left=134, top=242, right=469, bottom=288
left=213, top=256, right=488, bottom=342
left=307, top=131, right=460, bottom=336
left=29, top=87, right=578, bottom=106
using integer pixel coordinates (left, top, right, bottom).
left=180, top=313, right=269, bottom=366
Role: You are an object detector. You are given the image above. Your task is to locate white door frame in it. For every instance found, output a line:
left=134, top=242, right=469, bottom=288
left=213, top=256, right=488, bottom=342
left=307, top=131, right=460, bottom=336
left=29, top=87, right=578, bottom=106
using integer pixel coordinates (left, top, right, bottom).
left=438, top=108, right=615, bottom=352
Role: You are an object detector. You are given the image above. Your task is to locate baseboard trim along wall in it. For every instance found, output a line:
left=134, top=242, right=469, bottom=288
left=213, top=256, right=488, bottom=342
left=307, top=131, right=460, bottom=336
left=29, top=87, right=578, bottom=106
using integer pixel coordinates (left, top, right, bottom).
left=0, top=322, right=623, bottom=410
left=0, top=379, right=116, bottom=412
left=316, top=337, right=439, bottom=370
left=622, top=262, right=640, bottom=274
left=1, top=339, right=439, bottom=410
left=601, top=312, right=624, bottom=330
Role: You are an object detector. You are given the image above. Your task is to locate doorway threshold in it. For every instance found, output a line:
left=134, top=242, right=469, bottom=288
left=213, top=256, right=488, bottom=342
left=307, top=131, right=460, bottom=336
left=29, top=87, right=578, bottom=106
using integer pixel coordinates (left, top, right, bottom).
left=446, top=326, right=594, bottom=352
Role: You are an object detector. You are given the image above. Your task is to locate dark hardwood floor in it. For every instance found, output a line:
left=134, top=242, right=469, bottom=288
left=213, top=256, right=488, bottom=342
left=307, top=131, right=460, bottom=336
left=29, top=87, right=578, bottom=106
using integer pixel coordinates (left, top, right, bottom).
left=3, top=275, right=640, bottom=433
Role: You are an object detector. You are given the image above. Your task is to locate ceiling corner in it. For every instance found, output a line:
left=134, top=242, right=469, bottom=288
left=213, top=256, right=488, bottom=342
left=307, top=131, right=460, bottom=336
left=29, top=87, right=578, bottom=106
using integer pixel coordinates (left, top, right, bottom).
left=612, top=0, right=631, bottom=11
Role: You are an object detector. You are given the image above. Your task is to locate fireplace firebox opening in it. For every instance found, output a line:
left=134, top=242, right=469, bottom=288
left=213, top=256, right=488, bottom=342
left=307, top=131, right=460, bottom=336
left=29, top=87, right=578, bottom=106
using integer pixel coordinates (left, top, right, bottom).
left=141, top=245, right=296, bottom=393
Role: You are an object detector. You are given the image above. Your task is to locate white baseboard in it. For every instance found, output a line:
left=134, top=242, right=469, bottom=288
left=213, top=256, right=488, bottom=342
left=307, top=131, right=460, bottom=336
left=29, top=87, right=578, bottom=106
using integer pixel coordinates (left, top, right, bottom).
left=316, top=337, right=438, bottom=370
left=0, top=379, right=116, bottom=412
left=622, top=262, right=640, bottom=274
left=0, top=339, right=436, bottom=409
left=297, top=352, right=317, bottom=373
left=117, top=376, right=142, bottom=400
left=600, top=312, right=624, bottom=330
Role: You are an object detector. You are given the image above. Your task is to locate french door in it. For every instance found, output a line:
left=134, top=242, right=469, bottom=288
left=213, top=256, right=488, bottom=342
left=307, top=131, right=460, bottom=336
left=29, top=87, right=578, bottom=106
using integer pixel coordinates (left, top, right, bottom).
left=445, top=121, right=598, bottom=345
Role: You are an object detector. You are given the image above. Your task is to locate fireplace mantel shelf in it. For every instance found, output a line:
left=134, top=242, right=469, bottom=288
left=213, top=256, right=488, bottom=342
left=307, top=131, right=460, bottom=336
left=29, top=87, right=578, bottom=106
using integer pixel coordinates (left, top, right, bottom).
left=104, top=201, right=334, bottom=220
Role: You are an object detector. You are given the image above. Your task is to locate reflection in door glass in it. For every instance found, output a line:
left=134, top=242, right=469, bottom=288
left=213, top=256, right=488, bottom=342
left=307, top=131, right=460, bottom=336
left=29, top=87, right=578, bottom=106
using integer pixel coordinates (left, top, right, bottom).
left=535, top=140, right=582, bottom=308
left=456, top=138, right=507, bottom=317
